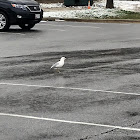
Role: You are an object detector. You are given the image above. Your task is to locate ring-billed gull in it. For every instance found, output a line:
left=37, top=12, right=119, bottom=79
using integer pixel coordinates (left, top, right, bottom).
left=50, top=57, right=66, bottom=72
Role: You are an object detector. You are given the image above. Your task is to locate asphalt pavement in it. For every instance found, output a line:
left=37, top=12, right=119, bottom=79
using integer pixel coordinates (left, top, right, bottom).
left=0, top=21, right=140, bottom=140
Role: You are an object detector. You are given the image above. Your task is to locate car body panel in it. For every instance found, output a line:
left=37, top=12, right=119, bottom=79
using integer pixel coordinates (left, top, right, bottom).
left=0, top=0, right=43, bottom=27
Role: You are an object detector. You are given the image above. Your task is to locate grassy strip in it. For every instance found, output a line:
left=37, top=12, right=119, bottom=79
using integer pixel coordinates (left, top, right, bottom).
left=115, top=10, right=140, bottom=19
left=75, top=10, right=140, bottom=19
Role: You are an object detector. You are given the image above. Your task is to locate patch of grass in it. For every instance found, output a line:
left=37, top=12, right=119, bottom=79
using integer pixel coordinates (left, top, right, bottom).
left=114, top=10, right=140, bottom=19
left=76, top=9, right=140, bottom=19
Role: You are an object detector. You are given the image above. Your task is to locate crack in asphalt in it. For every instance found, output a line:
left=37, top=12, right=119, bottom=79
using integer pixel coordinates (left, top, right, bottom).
left=79, top=120, right=140, bottom=140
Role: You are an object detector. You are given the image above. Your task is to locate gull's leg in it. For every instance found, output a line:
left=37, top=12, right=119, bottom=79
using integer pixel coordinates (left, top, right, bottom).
left=55, top=68, right=60, bottom=73
left=57, top=69, right=61, bottom=73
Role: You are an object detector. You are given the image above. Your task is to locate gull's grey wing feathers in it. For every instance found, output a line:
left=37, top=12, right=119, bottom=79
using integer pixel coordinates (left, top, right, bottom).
left=50, top=62, right=59, bottom=69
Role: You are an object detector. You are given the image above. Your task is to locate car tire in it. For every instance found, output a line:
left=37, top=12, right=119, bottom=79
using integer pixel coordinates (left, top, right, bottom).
left=19, top=23, right=35, bottom=30
left=0, top=12, right=10, bottom=32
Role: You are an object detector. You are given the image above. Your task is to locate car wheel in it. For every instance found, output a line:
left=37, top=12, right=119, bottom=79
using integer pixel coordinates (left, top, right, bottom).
left=0, top=12, right=10, bottom=31
left=19, top=23, right=35, bottom=30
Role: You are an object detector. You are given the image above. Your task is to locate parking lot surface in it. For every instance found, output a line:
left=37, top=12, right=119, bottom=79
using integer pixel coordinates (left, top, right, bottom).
left=0, top=21, right=140, bottom=140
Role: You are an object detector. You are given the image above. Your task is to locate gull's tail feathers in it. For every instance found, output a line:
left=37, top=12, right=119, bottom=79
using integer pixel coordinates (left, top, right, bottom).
left=50, top=65, right=54, bottom=69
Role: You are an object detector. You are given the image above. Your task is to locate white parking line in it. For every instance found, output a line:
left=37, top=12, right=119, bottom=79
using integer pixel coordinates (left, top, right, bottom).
left=119, top=24, right=130, bottom=25
left=0, top=112, right=140, bottom=132
left=41, top=21, right=47, bottom=23
left=49, top=29, right=66, bottom=31
left=0, top=82, right=140, bottom=96
left=40, top=23, right=100, bottom=29
left=0, top=32, right=25, bottom=35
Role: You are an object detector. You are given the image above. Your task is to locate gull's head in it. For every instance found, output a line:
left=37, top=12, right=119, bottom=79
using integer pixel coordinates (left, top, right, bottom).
left=60, top=57, right=66, bottom=61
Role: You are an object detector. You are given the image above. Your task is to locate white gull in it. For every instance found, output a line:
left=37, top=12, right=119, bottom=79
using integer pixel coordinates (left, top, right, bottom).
left=50, top=57, right=66, bottom=72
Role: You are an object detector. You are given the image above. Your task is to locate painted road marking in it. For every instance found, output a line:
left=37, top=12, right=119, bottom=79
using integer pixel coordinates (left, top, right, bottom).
left=119, top=24, right=130, bottom=25
left=49, top=29, right=66, bottom=31
left=40, top=23, right=100, bottom=29
left=41, top=21, right=47, bottom=23
left=0, top=32, right=25, bottom=35
left=0, top=82, right=140, bottom=96
left=0, top=113, right=140, bottom=132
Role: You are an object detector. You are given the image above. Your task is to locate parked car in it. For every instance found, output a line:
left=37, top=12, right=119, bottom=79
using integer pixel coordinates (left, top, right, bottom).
left=0, top=0, right=43, bottom=31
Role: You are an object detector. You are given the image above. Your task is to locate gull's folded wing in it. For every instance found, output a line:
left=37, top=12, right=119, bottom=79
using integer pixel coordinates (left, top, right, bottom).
left=50, top=62, right=59, bottom=69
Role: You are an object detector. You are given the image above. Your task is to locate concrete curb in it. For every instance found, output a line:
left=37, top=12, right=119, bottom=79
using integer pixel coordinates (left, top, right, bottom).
left=43, top=17, right=140, bottom=23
